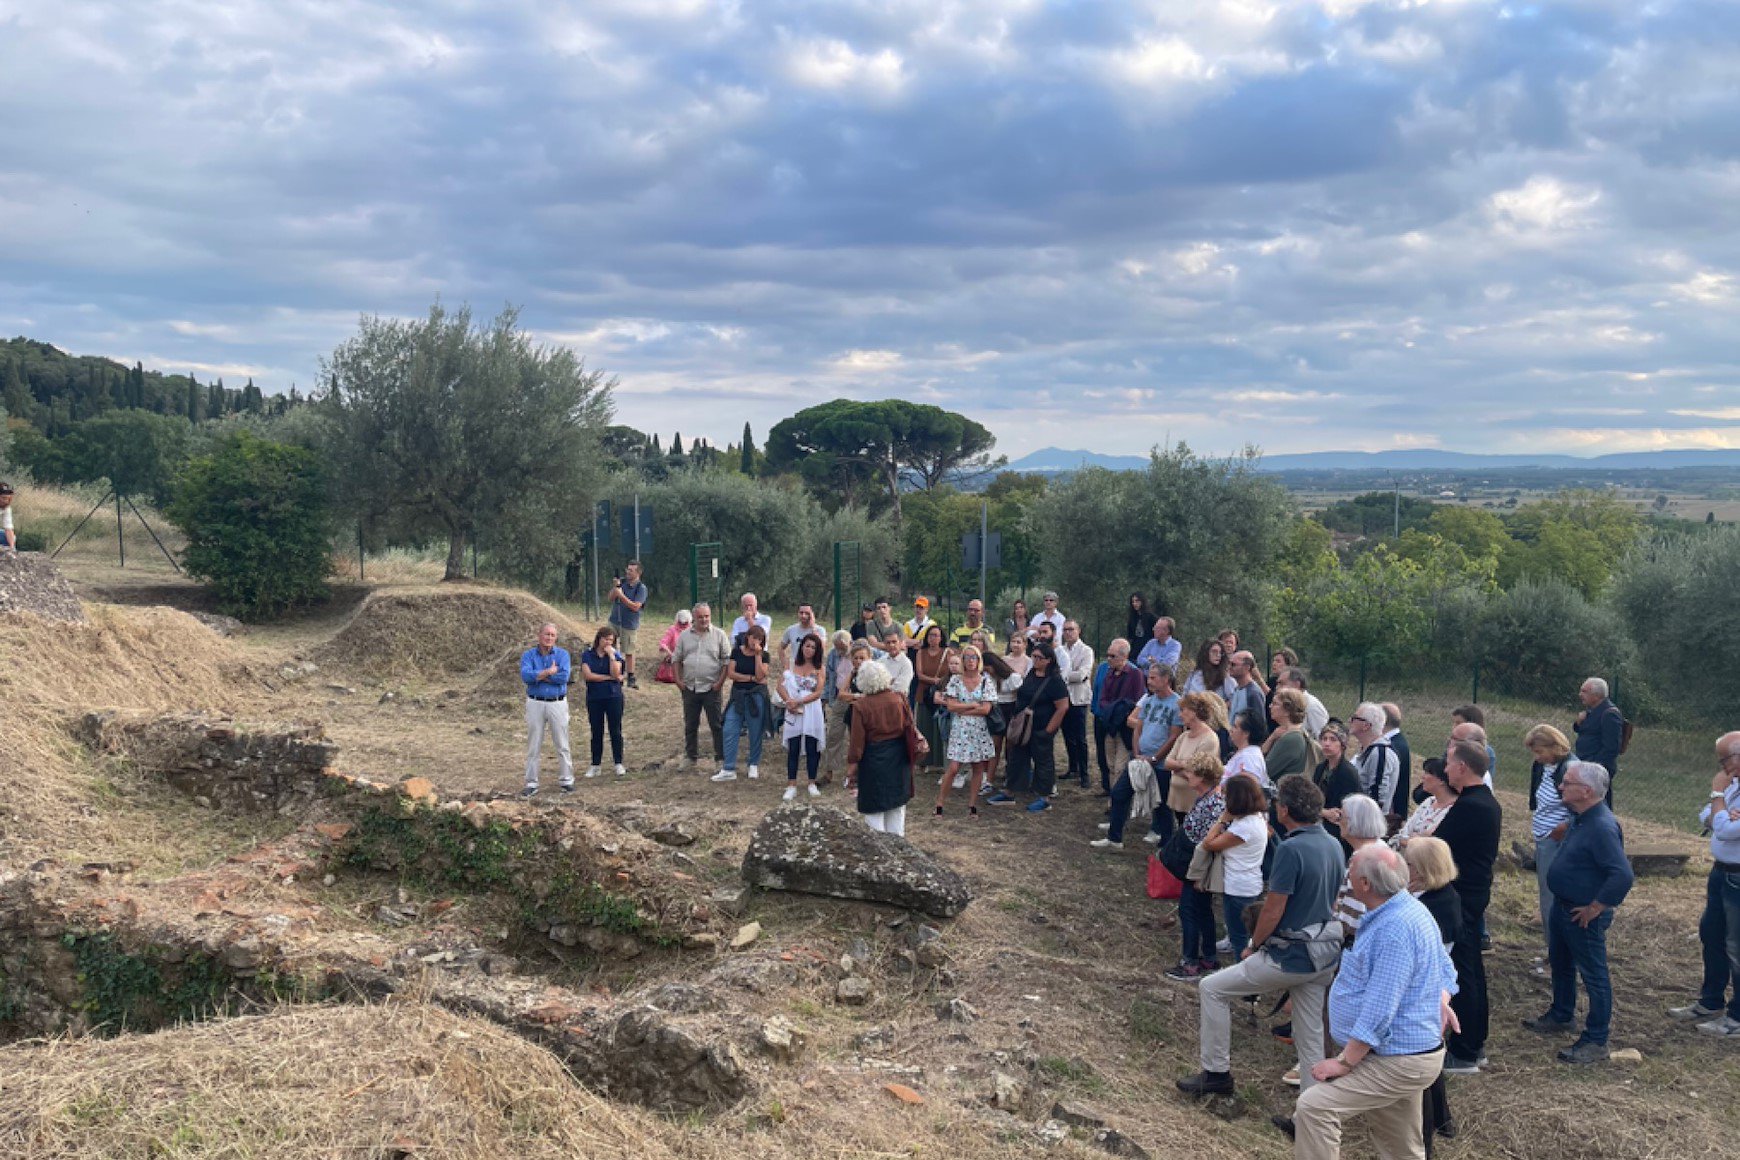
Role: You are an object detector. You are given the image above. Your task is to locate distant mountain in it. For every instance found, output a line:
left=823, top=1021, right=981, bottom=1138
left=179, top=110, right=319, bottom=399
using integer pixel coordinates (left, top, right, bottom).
left=1002, top=448, right=1151, bottom=475
left=1004, top=446, right=1740, bottom=475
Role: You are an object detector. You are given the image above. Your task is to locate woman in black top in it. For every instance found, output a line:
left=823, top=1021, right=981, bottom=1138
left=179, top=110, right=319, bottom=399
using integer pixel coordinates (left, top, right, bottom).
left=712, top=625, right=769, bottom=781
left=994, top=642, right=1069, bottom=812
left=1312, top=722, right=1363, bottom=843
left=1125, top=593, right=1157, bottom=644
left=1405, top=836, right=1461, bottom=1152
left=578, top=627, right=626, bottom=778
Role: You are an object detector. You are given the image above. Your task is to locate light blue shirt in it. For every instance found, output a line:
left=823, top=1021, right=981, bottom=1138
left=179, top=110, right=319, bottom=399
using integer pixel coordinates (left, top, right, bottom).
left=1701, top=782, right=1740, bottom=865
left=1136, top=636, right=1181, bottom=672
left=520, top=645, right=571, bottom=699
left=1134, top=692, right=1180, bottom=755
left=1328, top=891, right=1457, bottom=1055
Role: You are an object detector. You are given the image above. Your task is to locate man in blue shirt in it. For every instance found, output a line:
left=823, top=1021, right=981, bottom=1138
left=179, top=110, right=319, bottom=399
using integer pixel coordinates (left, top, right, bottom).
left=1134, top=616, right=1181, bottom=672
left=1288, top=844, right=1457, bottom=1157
left=607, top=560, right=648, bottom=689
left=1092, top=663, right=1179, bottom=848
left=1525, top=762, right=1635, bottom=1063
left=1669, top=732, right=1740, bottom=1036
left=520, top=623, right=573, bottom=796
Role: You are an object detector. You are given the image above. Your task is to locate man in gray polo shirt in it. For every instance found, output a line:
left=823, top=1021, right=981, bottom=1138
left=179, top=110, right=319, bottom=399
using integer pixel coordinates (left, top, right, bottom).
left=1180, top=775, right=1347, bottom=1097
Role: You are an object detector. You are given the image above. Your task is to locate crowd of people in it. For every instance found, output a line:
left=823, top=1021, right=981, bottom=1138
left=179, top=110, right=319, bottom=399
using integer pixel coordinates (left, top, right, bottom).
left=516, top=577, right=1740, bottom=1159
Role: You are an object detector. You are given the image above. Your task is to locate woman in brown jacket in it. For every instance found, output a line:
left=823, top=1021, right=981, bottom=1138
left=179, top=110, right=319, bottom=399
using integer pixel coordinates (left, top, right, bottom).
left=848, top=659, right=926, bottom=837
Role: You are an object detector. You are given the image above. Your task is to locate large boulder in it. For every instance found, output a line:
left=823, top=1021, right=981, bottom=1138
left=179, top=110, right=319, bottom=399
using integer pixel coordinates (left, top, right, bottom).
left=740, top=805, right=972, bottom=918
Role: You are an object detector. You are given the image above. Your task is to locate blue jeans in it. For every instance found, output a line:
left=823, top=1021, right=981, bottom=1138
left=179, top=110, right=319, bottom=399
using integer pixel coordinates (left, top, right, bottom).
left=1223, top=892, right=1263, bottom=956
left=1180, top=881, right=1218, bottom=962
left=1106, top=768, right=1167, bottom=842
left=1547, top=901, right=1615, bottom=1045
left=1699, top=866, right=1740, bottom=1019
left=722, top=694, right=766, bottom=771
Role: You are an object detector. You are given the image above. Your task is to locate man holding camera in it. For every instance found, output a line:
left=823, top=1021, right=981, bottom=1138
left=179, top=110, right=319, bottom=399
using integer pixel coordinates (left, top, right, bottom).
left=608, top=560, right=648, bottom=689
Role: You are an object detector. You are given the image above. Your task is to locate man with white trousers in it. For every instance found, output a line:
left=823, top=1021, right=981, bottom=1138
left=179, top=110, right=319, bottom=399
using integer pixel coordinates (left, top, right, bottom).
left=520, top=623, right=573, bottom=796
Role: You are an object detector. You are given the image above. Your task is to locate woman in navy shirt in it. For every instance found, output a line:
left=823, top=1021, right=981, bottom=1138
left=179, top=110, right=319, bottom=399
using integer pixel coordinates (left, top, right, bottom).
left=579, top=627, right=626, bottom=778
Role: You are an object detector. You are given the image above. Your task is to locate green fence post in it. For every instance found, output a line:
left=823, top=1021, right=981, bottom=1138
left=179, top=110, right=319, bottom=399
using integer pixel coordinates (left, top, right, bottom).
left=833, top=541, right=843, bottom=631
left=1471, top=660, right=1481, bottom=705
left=1358, top=655, right=1368, bottom=704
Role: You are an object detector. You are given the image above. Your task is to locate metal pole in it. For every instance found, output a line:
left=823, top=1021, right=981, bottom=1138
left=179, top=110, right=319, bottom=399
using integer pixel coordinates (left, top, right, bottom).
left=471, top=536, right=478, bottom=579
left=358, top=521, right=365, bottom=581
left=634, top=493, right=642, bottom=559
left=51, top=490, right=114, bottom=558
left=1358, top=655, right=1368, bottom=703
left=980, top=500, right=989, bottom=603
left=125, top=496, right=182, bottom=574
left=833, top=541, right=843, bottom=631
left=1471, top=660, right=1480, bottom=705
left=117, top=493, right=125, bottom=568
left=591, top=534, right=601, bottom=621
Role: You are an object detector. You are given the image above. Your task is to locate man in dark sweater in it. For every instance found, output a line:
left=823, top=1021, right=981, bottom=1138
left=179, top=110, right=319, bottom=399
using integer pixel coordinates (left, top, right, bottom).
left=1434, top=738, right=1502, bottom=1074
left=1572, top=677, right=1624, bottom=804
left=1523, top=762, right=1634, bottom=1064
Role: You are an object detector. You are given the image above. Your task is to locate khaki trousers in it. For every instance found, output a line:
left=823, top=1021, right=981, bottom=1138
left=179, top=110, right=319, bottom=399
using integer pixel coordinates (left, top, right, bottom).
left=1199, top=951, right=1337, bottom=1091
left=1293, top=1048, right=1442, bottom=1160
left=524, top=698, right=572, bottom=789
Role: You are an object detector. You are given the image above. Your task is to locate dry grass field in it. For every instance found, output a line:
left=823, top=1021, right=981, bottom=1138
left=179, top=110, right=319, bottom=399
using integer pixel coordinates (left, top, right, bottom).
left=0, top=552, right=1735, bottom=1160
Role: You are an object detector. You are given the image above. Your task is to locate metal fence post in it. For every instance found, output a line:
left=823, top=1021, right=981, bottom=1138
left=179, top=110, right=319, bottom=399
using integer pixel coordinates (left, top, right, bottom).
left=1471, top=660, right=1481, bottom=705
left=1358, top=655, right=1368, bottom=703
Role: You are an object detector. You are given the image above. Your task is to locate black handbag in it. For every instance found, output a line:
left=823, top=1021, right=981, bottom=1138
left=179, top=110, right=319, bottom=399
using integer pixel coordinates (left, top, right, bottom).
left=1159, top=827, right=1196, bottom=882
left=984, top=703, right=1007, bottom=737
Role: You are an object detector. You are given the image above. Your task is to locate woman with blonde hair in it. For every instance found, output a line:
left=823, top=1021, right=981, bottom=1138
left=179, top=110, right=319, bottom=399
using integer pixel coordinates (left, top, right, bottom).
left=1525, top=723, right=1576, bottom=934
left=1264, top=688, right=1313, bottom=780
left=1163, top=692, right=1227, bottom=825
left=935, top=645, right=998, bottom=816
left=1406, top=835, right=1461, bottom=1149
left=1164, top=750, right=1228, bottom=981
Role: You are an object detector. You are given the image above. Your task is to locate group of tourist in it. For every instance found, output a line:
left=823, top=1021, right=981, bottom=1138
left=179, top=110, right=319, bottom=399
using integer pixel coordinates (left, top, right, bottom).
left=516, top=577, right=1740, bottom=1159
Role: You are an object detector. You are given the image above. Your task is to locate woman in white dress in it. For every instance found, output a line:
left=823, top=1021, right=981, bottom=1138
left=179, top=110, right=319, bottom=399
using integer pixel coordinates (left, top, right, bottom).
left=781, top=635, right=828, bottom=800
left=935, top=646, right=999, bottom=817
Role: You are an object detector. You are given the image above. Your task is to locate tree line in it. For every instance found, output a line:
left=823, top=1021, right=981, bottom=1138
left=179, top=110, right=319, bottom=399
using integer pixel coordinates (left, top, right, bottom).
left=5, top=300, right=1733, bottom=731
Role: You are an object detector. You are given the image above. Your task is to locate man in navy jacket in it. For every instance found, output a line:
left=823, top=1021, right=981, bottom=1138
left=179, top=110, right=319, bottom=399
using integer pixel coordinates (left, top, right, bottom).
left=1524, top=762, right=1634, bottom=1064
left=1572, top=677, right=1624, bottom=804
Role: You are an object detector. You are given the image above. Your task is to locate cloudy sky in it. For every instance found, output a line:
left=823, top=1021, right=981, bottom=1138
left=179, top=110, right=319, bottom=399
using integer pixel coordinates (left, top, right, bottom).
left=3, top=1, right=1738, bottom=459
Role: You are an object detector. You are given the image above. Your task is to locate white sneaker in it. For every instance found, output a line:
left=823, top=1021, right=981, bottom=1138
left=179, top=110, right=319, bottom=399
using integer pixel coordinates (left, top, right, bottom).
left=1097, top=823, right=1112, bottom=832
left=1697, top=1014, right=1740, bottom=1037
left=807, top=783, right=821, bottom=797
left=1216, top=938, right=1233, bottom=954
left=1282, top=1068, right=1299, bottom=1088
left=1089, top=838, right=1120, bottom=850
left=585, top=766, right=600, bottom=779
left=710, top=770, right=738, bottom=782
left=1142, top=832, right=1165, bottom=846
left=953, top=772, right=968, bottom=790
left=614, top=764, right=626, bottom=778
left=783, top=786, right=798, bottom=801
left=747, top=765, right=760, bottom=780
left=1669, top=1002, right=1722, bottom=1021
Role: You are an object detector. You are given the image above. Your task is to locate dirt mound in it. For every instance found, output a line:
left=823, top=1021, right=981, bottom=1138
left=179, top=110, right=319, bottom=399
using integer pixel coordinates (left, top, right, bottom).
left=0, top=603, right=261, bottom=864
left=0, top=1001, right=675, bottom=1159
left=315, top=586, right=589, bottom=678
left=0, top=553, right=85, bottom=623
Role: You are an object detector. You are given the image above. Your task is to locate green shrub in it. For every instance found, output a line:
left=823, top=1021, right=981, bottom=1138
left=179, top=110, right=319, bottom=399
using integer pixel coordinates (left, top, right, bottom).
left=1610, top=527, right=1740, bottom=724
left=1473, top=579, right=1643, bottom=709
left=168, top=431, right=333, bottom=620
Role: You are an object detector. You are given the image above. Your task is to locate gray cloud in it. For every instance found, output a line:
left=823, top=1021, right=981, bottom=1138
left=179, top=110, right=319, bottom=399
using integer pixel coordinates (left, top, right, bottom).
left=1, top=0, right=1738, bottom=456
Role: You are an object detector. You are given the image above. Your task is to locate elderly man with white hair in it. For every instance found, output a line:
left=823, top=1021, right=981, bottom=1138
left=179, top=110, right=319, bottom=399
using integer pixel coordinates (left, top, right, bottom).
left=1572, top=676, right=1624, bottom=804
left=1281, top=843, right=1458, bottom=1159
left=519, top=622, right=573, bottom=796
left=731, top=591, right=773, bottom=646
left=1670, top=731, right=1740, bottom=1037
left=1522, top=761, right=1634, bottom=1064
left=1348, top=703, right=1401, bottom=816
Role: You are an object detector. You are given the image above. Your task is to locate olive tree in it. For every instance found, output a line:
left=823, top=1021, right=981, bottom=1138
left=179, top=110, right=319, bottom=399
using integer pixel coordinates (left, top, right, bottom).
left=322, top=303, right=614, bottom=580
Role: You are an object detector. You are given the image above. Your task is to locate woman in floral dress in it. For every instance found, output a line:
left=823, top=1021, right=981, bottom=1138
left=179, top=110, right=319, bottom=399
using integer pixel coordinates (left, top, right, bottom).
left=935, top=646, right=999, bottom=817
